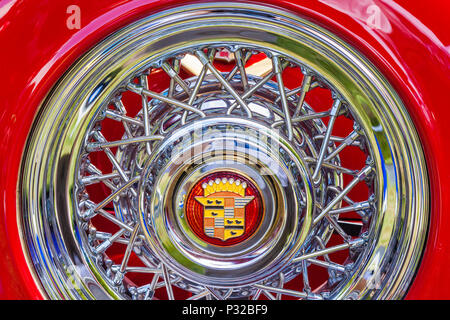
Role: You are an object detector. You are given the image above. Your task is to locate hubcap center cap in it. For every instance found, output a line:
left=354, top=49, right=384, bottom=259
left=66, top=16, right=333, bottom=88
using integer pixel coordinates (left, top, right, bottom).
left=185, top=171, right=264, bottom=246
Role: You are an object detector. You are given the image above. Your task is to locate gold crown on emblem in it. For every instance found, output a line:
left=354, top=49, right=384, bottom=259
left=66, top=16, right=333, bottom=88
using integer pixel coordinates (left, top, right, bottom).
left=202, top=178, right=247, bottom=197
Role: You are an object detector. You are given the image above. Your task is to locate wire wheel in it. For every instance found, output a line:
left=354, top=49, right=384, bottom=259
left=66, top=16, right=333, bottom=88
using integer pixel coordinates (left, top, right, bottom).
left=20, top=3, right=428, bottom=300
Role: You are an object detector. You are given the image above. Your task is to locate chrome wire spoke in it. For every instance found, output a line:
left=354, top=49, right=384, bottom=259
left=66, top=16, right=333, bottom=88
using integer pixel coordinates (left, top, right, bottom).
left=81, top=163, right=121, bottom=190
left=138, top=271, right=160, bottom=300
left=86, top=135, right=164, bottom=151
left=313, top=165, right=374, bottom=226
left=93, top=229, right=127, bottom=255
left=274, top=78, right=320, bottom=104
left=301, top=251, right=312, bottom=294
left=162, top=265, right=175, bottom=300
left=329, top=201, right=372, bottom=216
left=162, top=60, right=190, bottom=96
left=307, top=259, right=346, bottom=273
left=226, top=50, right=252, bottom=81
left=325, top=215, right=353, bottom=242
left=324, top=130, right=361, bottom=162
left=194, top=50, right=252, bottom=117
left=311, top=98, right=342, bottom=184
left=186, top=290, right=210, bottom=300
left=112, top=99, right=137, bottom=138
left=226, top=67, right=279, bottom=115
left=234, top=49, right=249, bottom=91
left=181, top=49, right=214, bottom=125
left=127, top=83, right=206, bottom=117
left=113, top=224, right=141, bottom=285
left=253, top=284, right=313, bottom=300
left=137, top=266, right=177, bottom=300
left=95, top=208, right=134, bottom=232
left=105, top=109, right=144, bottom=128
left=251, top=289, right=263, bottom=300
left=293, top=73, right=313, bottom=117
left=139, top=74, right=152, bottom=155
left=293, top=238, right=366, bottom=263
left=122, top=267, right=161, bottom=274
left=205, top=287, right=233, bottom=300
left=304, top=157, right=358, bottom=176
left=272, top=110, right=331, bottom=128
left=94, top=176, right=140, bottom=212
left=181, top=67, right=208, bottom=125
left=90, top=131, right=138, bottom=198
left=272, top=55, right=293, bottom=140
left=313, top=236, right=338, bottom=280
left=276, top=273, right=285, bottom=300
left=80, top=171, right=126, bottom=186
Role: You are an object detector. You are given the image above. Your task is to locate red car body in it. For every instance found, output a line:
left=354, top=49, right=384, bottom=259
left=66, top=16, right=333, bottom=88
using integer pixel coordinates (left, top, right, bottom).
left=0, top=0, right=449, bottom=299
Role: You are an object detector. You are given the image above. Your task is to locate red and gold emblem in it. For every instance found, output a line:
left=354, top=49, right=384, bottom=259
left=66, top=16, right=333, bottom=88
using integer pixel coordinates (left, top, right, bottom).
left=185, top=172, right=263, bottom=246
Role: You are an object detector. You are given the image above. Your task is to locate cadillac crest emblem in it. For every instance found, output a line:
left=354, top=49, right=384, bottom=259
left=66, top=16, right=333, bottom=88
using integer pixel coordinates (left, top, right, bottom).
left=195, top=178, right=254, bottom=241
left=185, top=172, right=263, bottom=246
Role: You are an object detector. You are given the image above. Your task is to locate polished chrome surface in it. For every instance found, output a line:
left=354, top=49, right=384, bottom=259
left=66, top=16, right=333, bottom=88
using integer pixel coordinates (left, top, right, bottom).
left=139, top=117, right=313, bottom=288
left=20, top=3, right=428, bottom=300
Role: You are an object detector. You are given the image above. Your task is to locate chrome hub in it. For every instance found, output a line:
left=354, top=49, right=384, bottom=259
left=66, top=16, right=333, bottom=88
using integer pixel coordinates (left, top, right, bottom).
left=138, top=117, right=314, bottom=288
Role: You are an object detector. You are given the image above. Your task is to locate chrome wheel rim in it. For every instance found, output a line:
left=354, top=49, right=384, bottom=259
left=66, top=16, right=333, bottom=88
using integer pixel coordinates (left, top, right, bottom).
left=20, top=3, right=429, bottom=300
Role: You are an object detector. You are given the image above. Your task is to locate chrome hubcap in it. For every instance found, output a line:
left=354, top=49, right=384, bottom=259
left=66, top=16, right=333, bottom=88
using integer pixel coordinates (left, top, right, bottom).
left=20, top=3, right=429, bottom=300
left=139, top=117, right=314, bottom=289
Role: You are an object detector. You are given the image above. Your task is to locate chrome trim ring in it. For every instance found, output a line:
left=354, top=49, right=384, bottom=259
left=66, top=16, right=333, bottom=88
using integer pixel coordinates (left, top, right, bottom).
left=20, top=3, right=429, bottom=300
